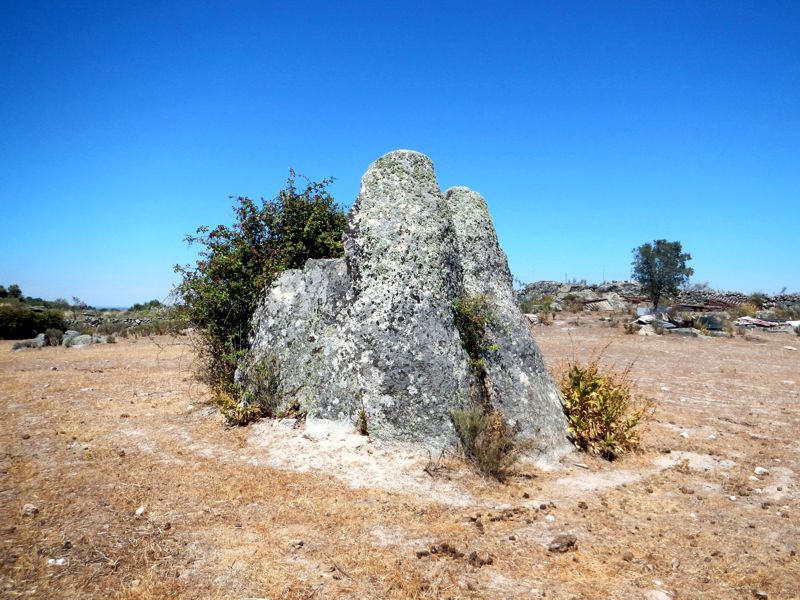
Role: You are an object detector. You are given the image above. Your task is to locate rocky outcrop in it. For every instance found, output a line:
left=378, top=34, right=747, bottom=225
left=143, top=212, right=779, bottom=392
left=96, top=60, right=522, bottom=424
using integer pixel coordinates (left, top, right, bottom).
left=240, top=150, right=569, bottom=462
left=518, top=280, right=800, bottom=313
left=10, top=333, right=47, bottom=352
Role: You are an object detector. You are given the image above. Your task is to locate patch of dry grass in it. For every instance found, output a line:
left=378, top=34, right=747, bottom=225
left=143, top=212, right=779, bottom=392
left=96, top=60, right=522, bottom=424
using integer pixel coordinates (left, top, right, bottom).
left=1, top=329, right=798, bottom=599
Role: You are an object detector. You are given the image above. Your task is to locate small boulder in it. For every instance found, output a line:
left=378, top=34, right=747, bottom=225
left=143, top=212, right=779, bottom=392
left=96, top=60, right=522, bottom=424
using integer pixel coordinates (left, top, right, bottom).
left=68, top=334, right=93, bottom=347
left=21, top=504, right=39, bottom=517
left=548, top=534, right=577, bottom=553
left=62, top=330, right=81, bottom=346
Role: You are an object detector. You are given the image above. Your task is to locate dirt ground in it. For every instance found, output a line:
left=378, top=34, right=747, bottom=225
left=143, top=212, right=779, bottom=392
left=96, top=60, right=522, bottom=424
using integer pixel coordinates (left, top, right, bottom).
left=1, top=317, right=798, bottom=599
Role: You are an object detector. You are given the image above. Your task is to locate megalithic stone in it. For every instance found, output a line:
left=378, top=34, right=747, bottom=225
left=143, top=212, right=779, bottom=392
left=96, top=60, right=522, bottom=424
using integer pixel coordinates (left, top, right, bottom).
left=240, top=150, right=569, bottom=463
left=446, top=186, right=570, bottom=460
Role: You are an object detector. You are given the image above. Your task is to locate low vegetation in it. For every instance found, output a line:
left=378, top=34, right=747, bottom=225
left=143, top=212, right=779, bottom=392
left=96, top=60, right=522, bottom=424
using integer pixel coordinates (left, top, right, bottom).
left=559, top=354, right=651, bottom=460
left=450, top=294, right=524, bottom=479
left=451, top=406, right=524, bottom=480
left=0, top=303, right=66, bottom=340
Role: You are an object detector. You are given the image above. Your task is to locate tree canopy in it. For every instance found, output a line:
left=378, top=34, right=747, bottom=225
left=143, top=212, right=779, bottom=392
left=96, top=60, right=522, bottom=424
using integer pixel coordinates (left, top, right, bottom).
left=631, top=239, right=694, bottom=309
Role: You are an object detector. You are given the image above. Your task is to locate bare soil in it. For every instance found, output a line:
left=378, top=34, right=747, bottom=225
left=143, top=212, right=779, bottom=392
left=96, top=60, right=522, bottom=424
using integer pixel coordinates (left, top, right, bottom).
left=1, top=317, right=798, bottom=599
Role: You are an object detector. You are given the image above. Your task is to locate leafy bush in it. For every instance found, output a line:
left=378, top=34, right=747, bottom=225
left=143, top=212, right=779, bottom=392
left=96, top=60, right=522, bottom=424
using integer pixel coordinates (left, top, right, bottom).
left=562, top=293, right=583, bottom=312
left=173, top=171, right=347, bottom=407
left=730, top=302, right=758, bottom=318
left=44, top=328, right=63, bottom=346
left=129, top=299, right=164, bottom=312
left=451, top=406, right=524, bottom=480
left=0, top=305, right=67, bottom=340
left=773, top=305, right=800, bottom=320
left=520, top=294, right=553, bottom=315
left=357, top=408, right=369, bottom=436
left=748, top=292, right=769, bottom=308
left=559, top=356, right=651, bottom=460
left=232, top=355, right=281, bottom=424
left=452, top=294, right=498, bottom=405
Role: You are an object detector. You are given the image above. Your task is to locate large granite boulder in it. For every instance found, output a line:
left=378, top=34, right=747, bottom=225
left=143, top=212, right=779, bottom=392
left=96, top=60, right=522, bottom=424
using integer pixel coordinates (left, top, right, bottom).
left=240, top=150, right=569, bottom=462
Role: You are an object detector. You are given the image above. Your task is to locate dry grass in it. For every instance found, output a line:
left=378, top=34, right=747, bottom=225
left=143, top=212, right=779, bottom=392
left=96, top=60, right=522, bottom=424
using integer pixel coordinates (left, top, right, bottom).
left=1, top=323, right=798, bottom=599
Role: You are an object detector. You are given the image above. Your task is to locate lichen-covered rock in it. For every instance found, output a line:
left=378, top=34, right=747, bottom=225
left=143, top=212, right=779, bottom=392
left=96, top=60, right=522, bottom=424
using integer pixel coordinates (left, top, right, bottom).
left=241, top=150, right=569, bottom=461
left=10, top=333, right=47, bottom=352
left=446, top=187, right=569, bottom=458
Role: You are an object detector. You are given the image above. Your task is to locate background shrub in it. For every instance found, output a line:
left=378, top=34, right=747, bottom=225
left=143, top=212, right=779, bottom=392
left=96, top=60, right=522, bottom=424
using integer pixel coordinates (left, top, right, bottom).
left=559, top=356, right=651, bottom=460
left=44, top=328, right=63, bottom=346
left=0, top=305, right=67, bottom=340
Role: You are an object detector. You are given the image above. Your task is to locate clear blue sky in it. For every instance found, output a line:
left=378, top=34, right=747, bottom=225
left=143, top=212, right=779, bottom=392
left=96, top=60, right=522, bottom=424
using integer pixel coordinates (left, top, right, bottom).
left=1, top=1, right=797, bottom=306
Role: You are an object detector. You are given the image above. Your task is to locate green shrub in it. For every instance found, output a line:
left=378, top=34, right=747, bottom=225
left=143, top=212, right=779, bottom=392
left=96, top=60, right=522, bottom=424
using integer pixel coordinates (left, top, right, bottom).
left=451, top=406, right=524, bottom=480
left=452, top=294, right=500, bottom=409
left=452, top=296, right=494, bottom=368
left=748, top=292, right=768, bottom=308
left=730, top=302, right=758, bottom=318
left=520, top=295, right=553, bottom=315
left=44, top=328, right=63, bottom=346
left=357, top=408, right=369, bottom=436
left=0, top=305, right=67, bottom=340
left=174, top=171, right=347, bottom=410
left=562, top=293, right=583, bottom=312
left=234, top=355, right=281, bottom=423
left=128, top=299, right=164, bottom=312
left=559, top=357, right=651, bottom=460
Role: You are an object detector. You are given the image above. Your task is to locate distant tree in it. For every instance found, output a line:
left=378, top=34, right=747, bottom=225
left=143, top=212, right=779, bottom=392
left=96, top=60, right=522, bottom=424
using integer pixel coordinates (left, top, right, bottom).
left=129, top=299, right=163, bottom=312
left=8, top=284, right=22, bottom=299
left=0, top=285, right=7, bottom=298
left=631, top=240, right=693, bottom=309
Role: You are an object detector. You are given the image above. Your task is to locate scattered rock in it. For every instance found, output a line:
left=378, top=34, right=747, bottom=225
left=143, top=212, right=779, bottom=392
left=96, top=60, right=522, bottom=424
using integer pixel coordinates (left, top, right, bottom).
left=21, top=433, right=30, bottom=440
left=665, top=328, right=703, bottom=338
left=644, top=591, right=672, bottom=600
left=291, top=540, right=304, bottom=549
left=467, top=550, right=493, bottom=567
left=134, top=505, right=146, bottom=517
left=754, top=467, right=769, bottom=476
left=548, top=534, right=577, bottom=553
left=68, top=334, right=93, bottom=347
left=47, top=557, right=67, bottom=566
left=752, top=591, right=768, bottom=599
left=577, top=501, right=588, bottom=510
left=21, top=504, right=39, bottom=517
